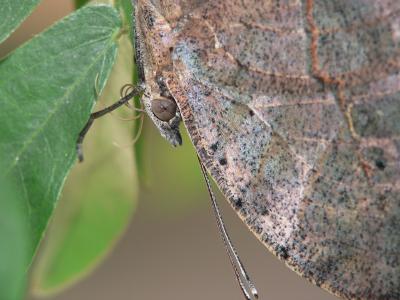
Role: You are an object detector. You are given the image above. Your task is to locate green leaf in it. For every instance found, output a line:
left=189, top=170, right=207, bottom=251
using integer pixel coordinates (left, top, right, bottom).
left=0, top=5, right=121, bottom=262
left=0, top=0, right=42, bottom=44
left=74, top=0, right=91, bottom=9
left=31, top=34, right=138, bottom=295
left=75, top=0, right=114, bottom=10
left=0, top=179, right=30, bottom=300
left=116, top=0, right=134, bottom=35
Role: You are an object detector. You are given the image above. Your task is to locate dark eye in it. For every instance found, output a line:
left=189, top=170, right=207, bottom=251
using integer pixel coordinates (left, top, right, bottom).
left=151, top=98, right=177, bottom=122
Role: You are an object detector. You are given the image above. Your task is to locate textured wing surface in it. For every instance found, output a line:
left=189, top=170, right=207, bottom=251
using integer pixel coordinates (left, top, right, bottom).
left=156, top=0, right=400, bottom=298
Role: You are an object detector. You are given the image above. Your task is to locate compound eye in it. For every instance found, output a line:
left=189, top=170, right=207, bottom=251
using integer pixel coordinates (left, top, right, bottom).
left=151, top=97, right=177, bottom=122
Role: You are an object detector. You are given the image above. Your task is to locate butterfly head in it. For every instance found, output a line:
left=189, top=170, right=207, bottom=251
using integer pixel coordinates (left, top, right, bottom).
left=135, top=0, right=182, bottom=146
left=139, top=81, right=182, bottom=146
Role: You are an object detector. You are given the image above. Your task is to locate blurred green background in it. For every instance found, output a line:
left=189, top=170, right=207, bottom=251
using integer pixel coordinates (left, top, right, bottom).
left=0, top=1, right=336, bottom=299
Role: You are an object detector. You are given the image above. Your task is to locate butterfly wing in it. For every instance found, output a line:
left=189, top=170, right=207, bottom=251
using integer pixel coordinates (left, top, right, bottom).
left=142, top=0, right=400, bottom=298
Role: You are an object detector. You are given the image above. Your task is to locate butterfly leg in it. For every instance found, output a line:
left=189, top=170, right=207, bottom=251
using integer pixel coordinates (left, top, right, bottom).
left=76, top=84, right=144, bottom=162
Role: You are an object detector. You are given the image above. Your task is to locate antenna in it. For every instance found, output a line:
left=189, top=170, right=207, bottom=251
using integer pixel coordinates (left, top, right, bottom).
left=197, top=156, right=259, bottom=300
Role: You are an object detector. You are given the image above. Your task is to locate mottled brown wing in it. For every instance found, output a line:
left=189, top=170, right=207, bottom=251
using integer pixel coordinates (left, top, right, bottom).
left=157, top=1, right=400, bottom=299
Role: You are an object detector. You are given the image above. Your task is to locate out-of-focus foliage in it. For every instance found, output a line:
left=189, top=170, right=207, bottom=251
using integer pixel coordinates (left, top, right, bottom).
left=139, top=122, right=205, bottom=216
left=116, top=0, right=134, bottom=34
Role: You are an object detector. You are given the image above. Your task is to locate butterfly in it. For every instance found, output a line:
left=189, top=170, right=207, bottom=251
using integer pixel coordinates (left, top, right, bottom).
left=78, top=0, right=400, bottom=299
